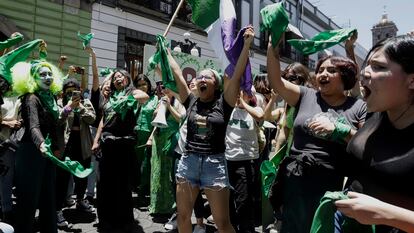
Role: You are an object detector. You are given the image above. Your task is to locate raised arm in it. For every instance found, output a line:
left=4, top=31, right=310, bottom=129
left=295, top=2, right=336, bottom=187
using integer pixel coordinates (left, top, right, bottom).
left=132, top=89, right=149, bottom=104
left=345, top=32, right=362, bottom=98
left=85, top=47, right=99, bottom=92
left=239, top=91, right=264, bottom=122
left=224, top=26, right=254, bottom=107
left=266, top=36, right=301, bottom=107
left=166, top=49, right=191, bottom=103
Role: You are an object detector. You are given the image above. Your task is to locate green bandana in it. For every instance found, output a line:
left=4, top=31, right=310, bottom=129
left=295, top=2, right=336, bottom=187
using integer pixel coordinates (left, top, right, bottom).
left=37, top=91, right=59, bottom=120
left=260, top=2, right=289, bottom=48
left=99, top=67, right=114, bottom=77
left=44, top=135, right=93, bottom=178
left=109, top=90, right=139, bottom=120
left=148, top=35, right=177, bottom=93
left=77, top=32, right=94, bottom=49
left=288, top=28, right=357, bottom=55
left=0, top=33, right=23, bottom=51
left=310, top=191, right=375, bottom=233
left=0, top=39, right=43, bottom=85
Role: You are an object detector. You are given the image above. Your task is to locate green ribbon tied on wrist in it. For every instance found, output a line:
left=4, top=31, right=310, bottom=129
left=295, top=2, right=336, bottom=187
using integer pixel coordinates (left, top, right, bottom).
left=44, top=135, right=93, bottom=178
left=330, top=117, right=352, bottom=143
left=77, top=32, right=94, bottom=49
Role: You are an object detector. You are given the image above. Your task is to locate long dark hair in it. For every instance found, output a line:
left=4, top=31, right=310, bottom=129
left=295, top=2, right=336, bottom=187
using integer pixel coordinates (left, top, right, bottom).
left=364, top=35, right=414, bottom=74
left=134, top=74, right=153, bottom=95
left=315, top=56, right=357, bottom=90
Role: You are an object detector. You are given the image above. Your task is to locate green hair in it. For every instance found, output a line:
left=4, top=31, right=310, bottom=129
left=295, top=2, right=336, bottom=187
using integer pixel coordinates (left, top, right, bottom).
left=11, top=61, right=63, bottom=97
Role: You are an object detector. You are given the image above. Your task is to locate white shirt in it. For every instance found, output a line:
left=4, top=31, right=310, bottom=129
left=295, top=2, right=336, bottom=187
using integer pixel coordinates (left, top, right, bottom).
left=225, top=107, right=263, bottom=161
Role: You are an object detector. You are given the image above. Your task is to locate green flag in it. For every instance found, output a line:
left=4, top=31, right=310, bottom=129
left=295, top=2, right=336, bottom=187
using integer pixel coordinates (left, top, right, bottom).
left=0, top=32, right=23, bottom=51
left=187, top=0, right=219, bottom=30
left=44, top=136, right=93, bottom=178
left=77, top=32, right=94, bottom=49
left=288, top=28, right=357, bottom=55
left=260, top=2, right=290, bottom=48
left=148, top=35, right=177, bottom=93
left=0, top=39, right=43, bottom=85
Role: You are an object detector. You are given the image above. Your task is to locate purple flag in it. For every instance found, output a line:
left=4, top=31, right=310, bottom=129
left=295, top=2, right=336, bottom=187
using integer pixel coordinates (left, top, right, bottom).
left=222, top=18, right=253, bottom=95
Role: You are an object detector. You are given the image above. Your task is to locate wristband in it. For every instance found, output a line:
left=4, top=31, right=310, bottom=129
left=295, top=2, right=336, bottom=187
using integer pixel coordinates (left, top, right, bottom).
left=330, top=117, right=351, bottom=143
left=63, top=105, right=72, bottom=115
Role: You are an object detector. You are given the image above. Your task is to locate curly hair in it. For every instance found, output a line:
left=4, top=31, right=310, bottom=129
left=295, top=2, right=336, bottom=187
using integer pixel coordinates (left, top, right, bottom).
left=315, top=55, right=357, bottom=90
left=11, top=61, right=63, bottom=96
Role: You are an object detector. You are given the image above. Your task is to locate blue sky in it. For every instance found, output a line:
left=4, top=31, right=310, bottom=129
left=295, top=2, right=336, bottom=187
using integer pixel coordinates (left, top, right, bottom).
left=315, top=0, right=414, bottom=50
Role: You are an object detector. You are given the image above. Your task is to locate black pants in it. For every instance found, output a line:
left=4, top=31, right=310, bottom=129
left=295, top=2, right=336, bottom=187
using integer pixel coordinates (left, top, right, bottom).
left=227, top=159, right=260, bottom=233
left=97, top=138, right=135, bottom=227
left=15, top=142, right=57, bottom=233
left=56, top=131, right=91, bottom=208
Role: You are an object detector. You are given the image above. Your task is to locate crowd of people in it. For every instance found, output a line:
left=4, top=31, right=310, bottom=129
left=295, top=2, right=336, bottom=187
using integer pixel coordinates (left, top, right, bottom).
left=0, top=17, right=413, bottom=233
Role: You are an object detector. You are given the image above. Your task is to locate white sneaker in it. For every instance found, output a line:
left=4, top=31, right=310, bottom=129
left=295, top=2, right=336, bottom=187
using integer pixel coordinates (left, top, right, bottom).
left=164, top=214, right=177, bottom=230
left=193, top=225, right=206, bottom=233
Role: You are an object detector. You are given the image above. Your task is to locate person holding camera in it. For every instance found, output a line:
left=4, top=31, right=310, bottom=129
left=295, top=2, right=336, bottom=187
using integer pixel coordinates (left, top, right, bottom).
left=54, top=78, right=96, bottom=227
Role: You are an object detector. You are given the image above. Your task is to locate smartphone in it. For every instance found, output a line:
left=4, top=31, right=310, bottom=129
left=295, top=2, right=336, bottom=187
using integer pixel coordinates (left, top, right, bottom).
left=71, top=90, right=81, bottom=99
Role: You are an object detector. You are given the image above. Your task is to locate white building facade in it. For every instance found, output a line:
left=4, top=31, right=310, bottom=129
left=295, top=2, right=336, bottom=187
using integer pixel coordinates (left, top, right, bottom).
left=90, top=0, right=367, bottom=82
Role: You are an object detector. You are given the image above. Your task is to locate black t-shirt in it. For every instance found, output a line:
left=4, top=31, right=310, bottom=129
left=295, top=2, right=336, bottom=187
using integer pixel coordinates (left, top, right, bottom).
left=346, top=112, right=414, bottom=213
left=291, top=86, right=366, bottom=169
left=184, top=93, right=233, bottom=155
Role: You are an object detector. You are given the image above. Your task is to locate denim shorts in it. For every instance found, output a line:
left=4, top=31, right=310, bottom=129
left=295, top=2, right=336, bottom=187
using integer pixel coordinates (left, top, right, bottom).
left=176, top=153, right=231, bottom=190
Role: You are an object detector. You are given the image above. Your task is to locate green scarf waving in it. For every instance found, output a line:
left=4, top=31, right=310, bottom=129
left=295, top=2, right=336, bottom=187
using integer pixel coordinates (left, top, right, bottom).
left=44, top=135, right=93, bottom=178
left=148, top=35, right=177, bottom=93
left=109, top=89, right=139, bottom=120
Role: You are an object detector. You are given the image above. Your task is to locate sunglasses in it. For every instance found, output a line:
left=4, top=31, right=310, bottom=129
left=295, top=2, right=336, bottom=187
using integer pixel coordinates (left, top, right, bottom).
left=285, top=75, right=303, bottom=82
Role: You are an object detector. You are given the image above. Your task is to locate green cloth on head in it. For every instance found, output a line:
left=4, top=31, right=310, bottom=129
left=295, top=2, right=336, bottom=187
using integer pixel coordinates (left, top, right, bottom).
left=0, top=33, right=23, bottom=51
left=44, top=135, right=93, bottom=178
left=260, top=2, right=289, bottom=48
left=77, top=32, right=94, bottom=49
left=0, top=39, right=43, bottom=84
left=109, top=89, right=139, bottom=120
left=37, top=91, right=59, bottom=120
left=148, top=35, right=177, bottom=93
left=330, top=116, right=352, bottom=144
left=310, top=191, right=375, bottom=233
left=288, top=28, right=357, bottom=55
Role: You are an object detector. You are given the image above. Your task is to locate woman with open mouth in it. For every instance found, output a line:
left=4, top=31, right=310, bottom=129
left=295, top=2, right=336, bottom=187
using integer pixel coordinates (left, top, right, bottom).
left=93, top=69, right=149, bottom=231
left=266, top=34, right=367, bottom=233
left=167, top=26, right=254, bottom=233
left=334, top=35, right=414, bottom=233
